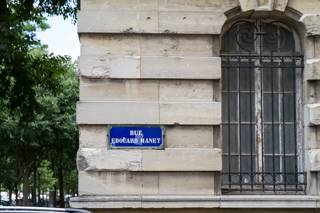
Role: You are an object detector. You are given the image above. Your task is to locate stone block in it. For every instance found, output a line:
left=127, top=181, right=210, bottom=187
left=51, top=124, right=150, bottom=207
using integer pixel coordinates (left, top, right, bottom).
left=141, top=148, right=222, bottom=171
left=239, top=0, right=288, bottom=12
left=140, top=35, right=214, bottom=57
left=79, top=171, right=158, bottom=195
left=165, top=126, right=214, bottom=148
left=141, top=196, right=220, bottom=208
left=77, top=102, right=159, bottom=125
left=220, top=195, right=317, bottom=208
left=159, top=0, right=239, bottom=12
left=300, top=15, right=320, bottom=36
left=159, top=80, right=213, bottom=102
left=77, top=148, right=141, bottom=171
left=80, top=79, right=159, bottom=101
left=160, top=102, right=221, bottom=125
left=304, top=104, right=320, bottom=126
left=159, top=12, right=226, bottom=34
left=304, top=127, right=320, bottom=149
left=158, top=172, right=215, bottom=195
left=81, top=0, right=158, bottom=11
left=302, top=81, right=316, bottom=105
left=78, top=11, right=158, bottom=33
left=80, top=34, right=140, bottom=56
left=308, top=149, right=320, bottom=171
left=305, top=59, right=320, bottom=81
left=288, top=0, right=320, bottom=14
left=78, top=55, right=140, bottom=79
left=141, top=57, right=221, bottom=79
left=70, top=196, right=142, bottom=208
left=79, top=126, right=107, bottom=148
left=213, top=80, right=221, bottom=102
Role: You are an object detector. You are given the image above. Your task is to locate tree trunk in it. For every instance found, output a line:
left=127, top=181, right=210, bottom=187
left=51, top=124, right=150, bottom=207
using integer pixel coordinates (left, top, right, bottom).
left=58, top=169, right=64, bottom=208
left=9, top=188, right=12, bottom=204
left=14, top=182, right=18, bottom=201
left=22, top=171, right=30, bottom=206
left=53, top=185, right=57, bottom=207
left=32, top=171, right=36, bottom=206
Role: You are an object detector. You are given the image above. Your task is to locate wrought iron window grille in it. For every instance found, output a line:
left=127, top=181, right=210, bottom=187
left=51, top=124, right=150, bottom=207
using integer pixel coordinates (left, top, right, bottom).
left=221, top=19, right=306, bottom=193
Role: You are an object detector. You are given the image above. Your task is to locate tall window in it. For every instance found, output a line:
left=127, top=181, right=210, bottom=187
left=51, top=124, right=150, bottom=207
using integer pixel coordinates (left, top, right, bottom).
left=221, top=19, right=306, bottom=193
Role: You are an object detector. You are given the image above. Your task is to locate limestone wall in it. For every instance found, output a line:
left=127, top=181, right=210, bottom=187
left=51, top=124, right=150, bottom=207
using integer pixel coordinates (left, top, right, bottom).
left=73, top=0, right=320, bottom=210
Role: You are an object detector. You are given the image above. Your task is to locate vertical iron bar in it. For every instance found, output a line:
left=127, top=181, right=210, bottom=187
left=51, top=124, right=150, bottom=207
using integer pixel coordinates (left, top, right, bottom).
left=293, top=57, right=298, bottom=192
left=282, top=57, right=286, bottom=192
left=228, top=64, right=231, bottom=192
left=249, top=53, right=253, bottom=192
left=238, top=56, right=242, bottom=192
left=271, top=55, right=275, bottom=192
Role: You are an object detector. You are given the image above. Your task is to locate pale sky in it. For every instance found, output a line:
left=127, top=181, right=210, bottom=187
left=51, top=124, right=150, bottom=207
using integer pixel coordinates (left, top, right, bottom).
left=36, top=15, right=80, bottom=61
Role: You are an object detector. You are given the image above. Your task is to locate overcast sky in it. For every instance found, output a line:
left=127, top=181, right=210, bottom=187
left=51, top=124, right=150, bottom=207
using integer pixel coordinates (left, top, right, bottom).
left=36, top=15, right=80, bottom=61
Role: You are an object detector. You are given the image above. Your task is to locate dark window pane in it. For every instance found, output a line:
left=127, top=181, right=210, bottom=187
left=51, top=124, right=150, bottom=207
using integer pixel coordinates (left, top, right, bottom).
left=222, top=125, right=238, bottom=154
left=240, top=93, right=255, bottom=122
left=283, top=67, right=294, bottom=92
left=282, top=124, right=295, bottom=154
left=279, top=26, right=295, bottom=53
left=283, top=93, right=295, bottom=122
left=240, top=65, right=255, bottom=91
left=264, top=125, right=280, bottom=154
left=263, top=66, right=279, bottom=92
left=263, top=23, right=279, bottom=53
left=263, top=93, right=279, bottom=122
left=222, top=67, right=238, bottom=91
left=240, top=124, right=256, bottom=154
left=222, top=93, right=238, bottom=123
left=238, top=23, right=256, bottom=53
left=241, top=156, right=256, bottom=173
left=264, top=156, right=281, bottom=183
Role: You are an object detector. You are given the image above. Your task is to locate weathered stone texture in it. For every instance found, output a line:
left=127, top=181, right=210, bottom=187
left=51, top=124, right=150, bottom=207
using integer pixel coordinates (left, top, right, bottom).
left=79, top=126, right=107, bottom=148
left=300, top=15, right=320, bottom=36
left=303, top=81, right=317, bottom=105
left=159, top=12, right=226, bottom=34
left=140, top=35, right=214, bottom=57
left=239, top=0, right=288, bottom=12
left=160, top=102, right=221, bottom=125
left=220, top=195, right=317, bottom=208
left=80, top=79, right=159, bottom=101
left=142, top=148, right=222, bottom=171
left=166, top=126, right=214, bottom=148
left=81, top=0, right=158, bottom=11
left=159, top=172, right=215, bottom=195
left=304, top=127, right=320, bottom=149
left=159, top=0, right=239, bottom=12
left=308, top=149, right=320, bottom=171
left=80, top=34, right=140, bottom=56
left=304, top=104, right=320, bottom=126
left=78, top=55, right=140, bottom=79
left=159, top=80, right=213, bottom=102
left=315, top=38, right=320, bottom=59
left=79, top=171, right=159, bottom=195
left=77, top=102, right=160, bottom=125
left=141, top=57, right=221, bottom=79
left=307, top=59, right=320, bottom=81
left=78, top=11, right=158, bottom=33
left=288, top=0, right=320, bottom=15
left=77, top=148, right=142, bottom=171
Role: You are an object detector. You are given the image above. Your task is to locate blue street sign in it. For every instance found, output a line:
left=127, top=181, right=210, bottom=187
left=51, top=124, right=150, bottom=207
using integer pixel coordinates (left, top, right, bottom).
left=108, top=126, right=164, bottom=149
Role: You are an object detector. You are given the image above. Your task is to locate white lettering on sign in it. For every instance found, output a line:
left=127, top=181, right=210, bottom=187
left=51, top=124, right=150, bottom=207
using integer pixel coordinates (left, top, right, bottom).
left=111, top=137, right=161, bottom=144
left=130, top=130, right=143, bottom=136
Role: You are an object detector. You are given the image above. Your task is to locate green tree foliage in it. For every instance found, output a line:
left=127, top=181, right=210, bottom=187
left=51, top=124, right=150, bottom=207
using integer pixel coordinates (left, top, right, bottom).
left=0, top=46, right=79, bottom=205
left=0, top=0, right=78, bottom=122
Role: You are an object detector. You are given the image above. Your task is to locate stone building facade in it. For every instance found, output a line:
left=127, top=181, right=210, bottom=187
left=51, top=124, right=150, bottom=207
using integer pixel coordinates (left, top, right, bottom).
left=71, top=0, right=320, bottom=211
